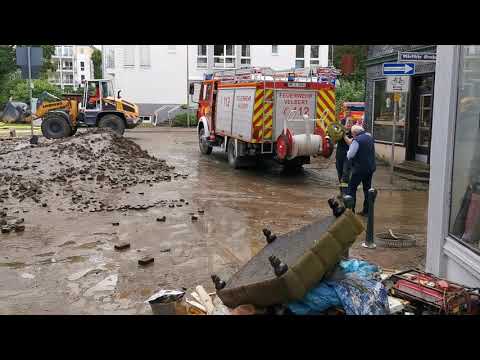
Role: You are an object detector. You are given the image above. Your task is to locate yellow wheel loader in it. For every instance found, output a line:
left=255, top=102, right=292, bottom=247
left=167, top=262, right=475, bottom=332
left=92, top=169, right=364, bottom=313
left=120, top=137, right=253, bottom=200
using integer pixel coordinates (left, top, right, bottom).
left=33, top=79, right=141, bottom=139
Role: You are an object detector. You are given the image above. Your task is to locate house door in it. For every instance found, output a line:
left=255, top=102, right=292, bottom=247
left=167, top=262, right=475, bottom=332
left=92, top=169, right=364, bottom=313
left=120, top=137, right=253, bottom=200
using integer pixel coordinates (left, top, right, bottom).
left=409, top=75, right=434, bottom=163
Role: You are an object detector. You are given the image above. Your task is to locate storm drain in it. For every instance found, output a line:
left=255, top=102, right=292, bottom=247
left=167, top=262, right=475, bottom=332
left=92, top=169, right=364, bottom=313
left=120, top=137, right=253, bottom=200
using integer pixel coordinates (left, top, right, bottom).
left=376, top=230, right=416, bottom=248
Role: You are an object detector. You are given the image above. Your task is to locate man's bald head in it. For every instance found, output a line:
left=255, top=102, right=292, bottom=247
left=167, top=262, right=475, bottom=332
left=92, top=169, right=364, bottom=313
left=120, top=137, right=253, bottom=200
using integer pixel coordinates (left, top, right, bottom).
left=351, top=125, right=365, bottom=137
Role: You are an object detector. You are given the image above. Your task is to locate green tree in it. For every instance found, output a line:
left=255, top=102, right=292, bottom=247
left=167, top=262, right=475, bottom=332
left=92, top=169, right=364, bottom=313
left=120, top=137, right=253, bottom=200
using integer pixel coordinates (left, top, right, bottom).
left=335, top=79, right=365, bottom=115
left=0, top=45, right=17, bottom=106
left=9, top=78, right=63, bottom=103
left=92, top=48, right=102, bottom=78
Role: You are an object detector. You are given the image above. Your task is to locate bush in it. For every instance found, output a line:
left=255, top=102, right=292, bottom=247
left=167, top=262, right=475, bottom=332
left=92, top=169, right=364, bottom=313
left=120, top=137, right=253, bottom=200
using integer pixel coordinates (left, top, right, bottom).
left=171, top=112, right=198, bottom=127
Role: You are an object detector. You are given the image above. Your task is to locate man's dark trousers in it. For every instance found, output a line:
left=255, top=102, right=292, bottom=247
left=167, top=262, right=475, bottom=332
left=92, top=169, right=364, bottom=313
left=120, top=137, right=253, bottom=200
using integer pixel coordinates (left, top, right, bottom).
left=348, top=170, right=373, bottom=213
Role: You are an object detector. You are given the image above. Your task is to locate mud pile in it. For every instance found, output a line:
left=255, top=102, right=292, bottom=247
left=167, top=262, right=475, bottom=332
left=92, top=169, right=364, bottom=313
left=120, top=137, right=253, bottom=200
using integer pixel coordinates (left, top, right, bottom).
left=0, top=129, right=186, bottom=212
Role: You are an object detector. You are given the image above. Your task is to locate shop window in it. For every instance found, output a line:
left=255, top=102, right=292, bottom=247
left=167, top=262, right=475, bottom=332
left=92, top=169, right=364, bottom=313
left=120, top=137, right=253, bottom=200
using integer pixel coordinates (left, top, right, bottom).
left=80, top=61, right=85, bottom=71
left=449, top=45, right=480, bottom=253
left=197, top=45, right=207, bottom=68
left=372, top=79, right=407, bottom=144
left=295, top=45, right=305, bottom=68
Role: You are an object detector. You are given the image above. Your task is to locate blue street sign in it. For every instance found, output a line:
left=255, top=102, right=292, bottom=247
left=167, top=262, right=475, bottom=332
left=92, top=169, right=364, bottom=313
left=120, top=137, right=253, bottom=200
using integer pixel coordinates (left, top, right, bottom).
left=383, top=63, right=415, bottom=76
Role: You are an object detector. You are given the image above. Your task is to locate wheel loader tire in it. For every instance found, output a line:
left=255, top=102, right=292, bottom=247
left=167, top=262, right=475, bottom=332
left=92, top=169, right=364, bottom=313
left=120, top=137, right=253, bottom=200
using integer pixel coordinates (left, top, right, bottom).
left=41, top=114, right=72, bottom=139
left=98, top=114, right=125, bottom=135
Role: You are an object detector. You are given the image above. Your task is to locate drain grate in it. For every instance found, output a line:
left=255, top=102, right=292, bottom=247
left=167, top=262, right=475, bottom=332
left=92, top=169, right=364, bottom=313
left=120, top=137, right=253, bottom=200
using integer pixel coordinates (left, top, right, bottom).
left=376, top=230, right=416, bottom=248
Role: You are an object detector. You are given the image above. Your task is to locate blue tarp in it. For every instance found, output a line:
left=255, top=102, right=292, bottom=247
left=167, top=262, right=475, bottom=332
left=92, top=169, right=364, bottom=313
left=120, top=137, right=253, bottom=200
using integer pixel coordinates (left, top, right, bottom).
left=288, top=259, right=390, bottom=315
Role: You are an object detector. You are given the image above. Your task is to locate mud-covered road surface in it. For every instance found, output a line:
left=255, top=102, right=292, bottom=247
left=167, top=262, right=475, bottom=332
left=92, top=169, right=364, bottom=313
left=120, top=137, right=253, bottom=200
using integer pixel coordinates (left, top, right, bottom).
left=0, top=128, right=428, bottom=314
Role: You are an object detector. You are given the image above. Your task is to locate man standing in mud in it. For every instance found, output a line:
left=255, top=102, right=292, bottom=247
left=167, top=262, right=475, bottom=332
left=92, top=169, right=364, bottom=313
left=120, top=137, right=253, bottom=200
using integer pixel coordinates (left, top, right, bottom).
left=335, top=111, right=353, bottom=196
left=344, top=125, right=376, bottom=216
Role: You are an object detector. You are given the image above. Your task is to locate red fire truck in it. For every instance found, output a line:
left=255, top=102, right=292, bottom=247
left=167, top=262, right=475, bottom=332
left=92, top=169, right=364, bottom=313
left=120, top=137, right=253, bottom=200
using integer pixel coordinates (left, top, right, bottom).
left=189, top=67, right=340, bottom=170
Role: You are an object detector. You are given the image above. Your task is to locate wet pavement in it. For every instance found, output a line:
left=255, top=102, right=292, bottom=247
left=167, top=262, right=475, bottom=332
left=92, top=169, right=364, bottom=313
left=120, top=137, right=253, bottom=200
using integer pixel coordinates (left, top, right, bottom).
left=0, top=128, right=428, bottom=314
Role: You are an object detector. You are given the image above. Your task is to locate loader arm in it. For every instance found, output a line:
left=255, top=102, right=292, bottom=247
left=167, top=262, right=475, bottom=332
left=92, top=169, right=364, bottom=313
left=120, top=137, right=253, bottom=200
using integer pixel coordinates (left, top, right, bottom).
left=34, top=100, right=72, bottom=119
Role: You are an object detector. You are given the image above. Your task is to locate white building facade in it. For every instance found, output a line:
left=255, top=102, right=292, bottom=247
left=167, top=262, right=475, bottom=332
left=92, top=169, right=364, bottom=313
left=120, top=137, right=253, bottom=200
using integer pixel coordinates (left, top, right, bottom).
left=102, top=45, right=329, bottom=118
left=49, top=45, right=95, bottom=90
left=426, top=45, right=480, bottom=287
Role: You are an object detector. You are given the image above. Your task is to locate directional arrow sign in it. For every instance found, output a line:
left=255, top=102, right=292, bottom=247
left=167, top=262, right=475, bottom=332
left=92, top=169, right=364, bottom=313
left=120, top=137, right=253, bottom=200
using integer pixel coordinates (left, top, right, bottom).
left=383, top=63, right=415, bottom=76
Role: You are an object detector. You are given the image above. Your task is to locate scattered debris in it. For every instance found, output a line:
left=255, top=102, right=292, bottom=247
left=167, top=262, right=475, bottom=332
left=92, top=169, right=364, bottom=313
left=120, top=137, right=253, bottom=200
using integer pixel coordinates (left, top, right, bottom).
left=21, top=273, right=35, bottom=279
left=14, top=224, right=25, bottom=232
left=84, top=274, right=118, bottom=296
left=114, top=242, right=131, bottom=251
left=195, top=285, right=215, bottom=315
left=156, top=216, right=166, bottom=222
left=67, top=265, right=106, bottom=281
left=138, top=256, right=154, bottom=266
left=231, top=304, right=256, bottom=315
left=145, top=289, right=185, bottom=315
left=191, top=215, right=198, bottom=222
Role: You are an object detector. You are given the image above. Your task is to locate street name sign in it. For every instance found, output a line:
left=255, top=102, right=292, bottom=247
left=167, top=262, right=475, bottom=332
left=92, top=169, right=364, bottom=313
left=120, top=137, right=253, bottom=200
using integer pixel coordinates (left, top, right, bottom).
left=387, top=76, right=410, bottom=93
left=398, top=52, right=436, bottom=62
left=383, top=63, right=415, bottom=76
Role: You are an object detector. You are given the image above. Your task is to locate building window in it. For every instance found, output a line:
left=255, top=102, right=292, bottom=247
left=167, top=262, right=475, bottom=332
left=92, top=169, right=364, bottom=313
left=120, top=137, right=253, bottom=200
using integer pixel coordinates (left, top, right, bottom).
left=372, top=79, right=407, bottom=144
left=106, top=47, right=115, bottom=69
left=63, top=46, right=73, bottom=57
left=80, top=61, right=85, bottom=71
left=168, top=45, right=176, bottom=53
left=310, top=45, right=320, bottom=66
left=272, top=45, right=279, bottom=55
left=214, top=45, right=235, bottom=68
left=123, top=45, right=135, bottom=67
left=63, top=60, right=73, bottom=71
left=449, top=46, right=480, bottom=254
left=140, top=45, right=151, bottom=67
left=295, top=45, right=305, bottom=68
left=81, top=75, right=85, bottom=82
left=240, top=45, right=251, bottom=66
left=64, top=73, right=73, bottom=84
left=140, top=116, right=152, bottom=123
left=197, top=45, right=207, bottom=69
left=55, top=46, right=62, bottom=56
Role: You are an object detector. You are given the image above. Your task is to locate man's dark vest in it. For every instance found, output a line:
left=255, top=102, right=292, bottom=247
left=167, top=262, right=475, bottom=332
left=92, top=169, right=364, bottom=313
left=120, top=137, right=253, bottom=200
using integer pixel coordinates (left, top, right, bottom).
left=352, top=131, right=376, bottom=174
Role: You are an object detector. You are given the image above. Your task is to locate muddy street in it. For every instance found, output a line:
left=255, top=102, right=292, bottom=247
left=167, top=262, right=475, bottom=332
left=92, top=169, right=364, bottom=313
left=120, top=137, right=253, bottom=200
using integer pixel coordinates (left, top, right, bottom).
left=0, top=128, right=428, bottom=314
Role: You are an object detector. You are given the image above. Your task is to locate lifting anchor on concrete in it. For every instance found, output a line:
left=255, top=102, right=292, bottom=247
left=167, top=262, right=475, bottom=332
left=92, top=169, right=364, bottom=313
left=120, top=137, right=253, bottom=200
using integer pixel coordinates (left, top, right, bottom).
left=268, top=255, right=288, bottom=277
left=263, top=228, right=277, bottom=243
left=211, top=274, right=226, bottom=291
left=328, top=197, right=346, bottom=217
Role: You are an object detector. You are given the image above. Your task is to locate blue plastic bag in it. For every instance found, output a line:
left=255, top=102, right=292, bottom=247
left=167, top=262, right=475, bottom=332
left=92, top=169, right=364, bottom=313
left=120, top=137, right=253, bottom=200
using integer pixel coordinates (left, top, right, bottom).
left=288, top=259, right=388, bottom=315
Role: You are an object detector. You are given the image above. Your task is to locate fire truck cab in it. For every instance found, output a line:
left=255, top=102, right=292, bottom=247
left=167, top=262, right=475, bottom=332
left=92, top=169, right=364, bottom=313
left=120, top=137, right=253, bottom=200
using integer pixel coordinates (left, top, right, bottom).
left=189, top=67, right=340, bottom=170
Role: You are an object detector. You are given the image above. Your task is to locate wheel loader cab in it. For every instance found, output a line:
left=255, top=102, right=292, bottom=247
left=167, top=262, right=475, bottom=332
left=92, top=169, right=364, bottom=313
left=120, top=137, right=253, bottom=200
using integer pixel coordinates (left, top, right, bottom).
left=82, top=80, right=113, bottom=125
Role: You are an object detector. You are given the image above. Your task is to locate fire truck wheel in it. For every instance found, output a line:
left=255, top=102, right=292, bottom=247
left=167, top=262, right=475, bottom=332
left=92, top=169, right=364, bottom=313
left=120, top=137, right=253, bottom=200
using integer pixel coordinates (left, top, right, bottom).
left=98, top=114, right=125, bottom=135
left=41, top=114, right=72, bottom=139
left=198, top=128, right=212, bottom=154
left=227, top=139, right=240, bottom=169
